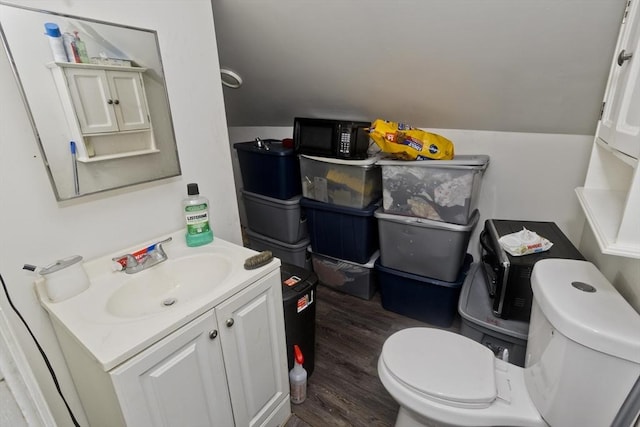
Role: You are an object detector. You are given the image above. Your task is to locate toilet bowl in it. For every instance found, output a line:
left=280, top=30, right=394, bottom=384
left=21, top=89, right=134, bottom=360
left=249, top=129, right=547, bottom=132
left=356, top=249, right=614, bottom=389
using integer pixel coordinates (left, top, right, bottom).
left=378, top=259, right=640, bottom=427
left=378, top=328, right=546, bottom=427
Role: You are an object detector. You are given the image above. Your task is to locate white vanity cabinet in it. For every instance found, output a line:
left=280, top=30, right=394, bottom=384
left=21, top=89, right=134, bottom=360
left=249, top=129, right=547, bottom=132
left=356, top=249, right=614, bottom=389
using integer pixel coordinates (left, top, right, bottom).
left=50, top=268, right=290, bottom=427
left=577, top=0, right=640, bottom=258
left=110, top=309, right=235, bottom=427
left=48, top=62, right=159, bottom=162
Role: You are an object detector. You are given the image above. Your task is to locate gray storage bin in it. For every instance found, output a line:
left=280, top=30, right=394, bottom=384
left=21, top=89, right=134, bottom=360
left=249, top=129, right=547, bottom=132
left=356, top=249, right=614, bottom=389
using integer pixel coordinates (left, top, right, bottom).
left=245, top=228, right=311, bottom=270
left=310, top=249, right=379, bottom=300
left=378, top=155, right=489, bottom=225
left=375, top=208, right=479, bottom=282
left=242, top=190, right=307, bottom=244
left=458, top=262, right=529, bottom=367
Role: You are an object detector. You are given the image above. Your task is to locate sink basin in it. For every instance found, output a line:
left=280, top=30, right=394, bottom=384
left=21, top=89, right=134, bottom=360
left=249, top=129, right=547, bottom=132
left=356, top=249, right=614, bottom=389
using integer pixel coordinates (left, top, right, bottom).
left=106, top=253, right=232, bottom=318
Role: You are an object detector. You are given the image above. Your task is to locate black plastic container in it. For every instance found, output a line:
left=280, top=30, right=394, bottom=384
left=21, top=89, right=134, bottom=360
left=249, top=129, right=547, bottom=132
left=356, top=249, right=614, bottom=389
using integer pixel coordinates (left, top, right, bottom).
left=280, top=263, right=318, bottom=377
left=234, top=139, right=302, bottom=200
left=300, top=197, right=379, bottom=264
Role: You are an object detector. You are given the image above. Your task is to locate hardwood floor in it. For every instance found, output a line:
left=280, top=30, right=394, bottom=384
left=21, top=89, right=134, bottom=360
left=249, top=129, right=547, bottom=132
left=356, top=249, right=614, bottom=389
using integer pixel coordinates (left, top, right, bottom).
left=284, top=283, right=461, bottom=427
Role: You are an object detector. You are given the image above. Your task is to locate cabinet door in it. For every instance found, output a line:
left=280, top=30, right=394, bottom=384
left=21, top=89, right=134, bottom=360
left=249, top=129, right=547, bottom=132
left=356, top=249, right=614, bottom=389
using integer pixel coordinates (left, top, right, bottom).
left=109, top=310, right=235, bottom=427
left=107, top=70, right=151, bottom=131
left=597, top=0, right=640, bottom=159
left=65, top=68, right=119, bottom=134
left=217, top=271, right=289, bottom=427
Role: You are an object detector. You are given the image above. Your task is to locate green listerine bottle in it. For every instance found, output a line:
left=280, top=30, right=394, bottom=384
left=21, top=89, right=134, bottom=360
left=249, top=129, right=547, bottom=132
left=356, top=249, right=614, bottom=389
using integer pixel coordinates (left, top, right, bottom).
left=183, top=183, right=214, bottom=247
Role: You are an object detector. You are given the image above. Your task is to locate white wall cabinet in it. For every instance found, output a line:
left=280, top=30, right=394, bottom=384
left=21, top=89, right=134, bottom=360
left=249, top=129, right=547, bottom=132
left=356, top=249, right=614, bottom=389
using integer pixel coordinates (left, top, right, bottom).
left=51, top=269, right=290, bottom=427
left=49, top=62, right=159, bottom=162
left=577, top=0, right=640, bottom=258
left=65, top=67, right=151, bottom=134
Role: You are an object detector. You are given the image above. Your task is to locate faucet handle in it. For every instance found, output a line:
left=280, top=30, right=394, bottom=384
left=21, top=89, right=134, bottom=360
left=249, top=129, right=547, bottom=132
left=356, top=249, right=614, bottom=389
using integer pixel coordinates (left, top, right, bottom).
left=150, top=237, right=172, bottom=259
left=112, top=254, right=139, bottom=272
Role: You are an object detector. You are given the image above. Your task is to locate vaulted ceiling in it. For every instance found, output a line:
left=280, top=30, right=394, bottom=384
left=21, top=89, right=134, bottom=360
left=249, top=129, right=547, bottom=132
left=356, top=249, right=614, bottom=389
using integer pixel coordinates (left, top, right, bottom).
left=212, top=0, right=626, bottom=135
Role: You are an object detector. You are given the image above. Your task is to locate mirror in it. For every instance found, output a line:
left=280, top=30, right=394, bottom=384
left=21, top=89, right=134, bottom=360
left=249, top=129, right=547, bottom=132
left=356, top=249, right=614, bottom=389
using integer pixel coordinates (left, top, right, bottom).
left=0, top=3, right=181, bottom=200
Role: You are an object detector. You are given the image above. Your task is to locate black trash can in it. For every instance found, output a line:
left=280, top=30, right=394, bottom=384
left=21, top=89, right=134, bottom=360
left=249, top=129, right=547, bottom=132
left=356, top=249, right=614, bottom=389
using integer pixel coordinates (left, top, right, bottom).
left=280, top=263, right=318, bottom=377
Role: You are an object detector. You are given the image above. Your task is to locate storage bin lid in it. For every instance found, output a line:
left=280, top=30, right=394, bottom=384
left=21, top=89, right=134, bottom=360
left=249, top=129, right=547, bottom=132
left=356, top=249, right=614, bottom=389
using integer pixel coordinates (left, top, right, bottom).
left=301, top=154, right=379, bottom=168
left=377, top=154, right=489, bottom=170
left=280, top=262, right=318, bottom=301
left=531, top=259, right=640, bottom=364
left=309, top=248, right=380, bottom=268
left=381, top=328, right=497, bottom=408
left=374, top=209, right=479, bottom=232
left=300, top=197, right=380, bottom=216
left=458, top=263, right=529, bottom=340
left=245, top=228, right=310, bottom=249
left=242, top=189, right=302, bottom=206
left=374, top=254, right=472, bottom=287
left=234, top=139, right=295, bottom=156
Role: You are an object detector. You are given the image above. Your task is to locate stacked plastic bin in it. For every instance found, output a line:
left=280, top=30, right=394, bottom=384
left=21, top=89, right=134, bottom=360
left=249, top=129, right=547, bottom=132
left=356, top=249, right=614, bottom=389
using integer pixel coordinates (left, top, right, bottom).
left=374, top=155, right=490, bottom=327
left=457, top=262, right=529, bottom=367
left=234, top=139, right=311, bottom=269
left=299, top=155, right=382, bottom=300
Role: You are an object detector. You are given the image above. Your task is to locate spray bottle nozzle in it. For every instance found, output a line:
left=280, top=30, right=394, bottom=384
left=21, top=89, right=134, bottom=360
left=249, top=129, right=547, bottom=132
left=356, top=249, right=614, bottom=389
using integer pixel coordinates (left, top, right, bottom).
left=294, top=344, right=304, bottom=365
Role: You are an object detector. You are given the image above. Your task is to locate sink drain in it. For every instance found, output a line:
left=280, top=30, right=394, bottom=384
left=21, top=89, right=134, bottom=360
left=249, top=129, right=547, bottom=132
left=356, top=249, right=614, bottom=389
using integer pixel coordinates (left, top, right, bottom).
left=162, top=297, right=177, bottom=307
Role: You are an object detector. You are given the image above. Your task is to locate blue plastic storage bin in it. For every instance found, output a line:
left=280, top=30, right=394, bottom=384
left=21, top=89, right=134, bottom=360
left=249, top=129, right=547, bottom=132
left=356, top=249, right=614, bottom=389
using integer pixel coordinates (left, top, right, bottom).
left=376, top=255, right=472, bottom=327
left=300, top=197, right=379, bottom=264
left=234, top=139, right=302, bottom=200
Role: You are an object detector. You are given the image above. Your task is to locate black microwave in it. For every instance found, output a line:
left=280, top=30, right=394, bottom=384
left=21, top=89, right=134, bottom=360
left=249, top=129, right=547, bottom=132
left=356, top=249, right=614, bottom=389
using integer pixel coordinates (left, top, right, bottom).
left=293, top=117, right=371, bottom=160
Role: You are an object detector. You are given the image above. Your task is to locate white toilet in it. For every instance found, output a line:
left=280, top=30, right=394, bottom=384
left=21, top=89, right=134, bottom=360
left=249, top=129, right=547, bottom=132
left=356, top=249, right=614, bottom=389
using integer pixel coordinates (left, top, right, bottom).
left=378, top=259, right=640, bottom=427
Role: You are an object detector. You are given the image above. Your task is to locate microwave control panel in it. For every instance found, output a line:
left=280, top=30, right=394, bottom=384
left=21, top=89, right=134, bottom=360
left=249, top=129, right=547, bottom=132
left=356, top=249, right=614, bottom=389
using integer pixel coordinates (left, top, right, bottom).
left=338, top=127, right=353, bottom=154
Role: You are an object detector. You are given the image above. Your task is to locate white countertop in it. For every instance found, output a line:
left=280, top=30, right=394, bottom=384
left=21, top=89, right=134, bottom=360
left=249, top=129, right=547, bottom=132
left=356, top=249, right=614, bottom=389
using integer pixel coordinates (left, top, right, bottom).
left=36, top=230, right=280, bottom=371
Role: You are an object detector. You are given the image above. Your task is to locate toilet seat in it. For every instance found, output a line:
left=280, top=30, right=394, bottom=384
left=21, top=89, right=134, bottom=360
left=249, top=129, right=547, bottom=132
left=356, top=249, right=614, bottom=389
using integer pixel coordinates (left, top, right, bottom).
left=382, top=328, right=497, bottom=408
left=379, top=327, right=547, bottom=427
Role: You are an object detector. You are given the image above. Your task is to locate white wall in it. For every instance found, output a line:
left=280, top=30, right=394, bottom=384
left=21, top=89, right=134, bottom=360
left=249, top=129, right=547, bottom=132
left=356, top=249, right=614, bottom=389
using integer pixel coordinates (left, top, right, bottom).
left=0, top=0, right=240, bottom=424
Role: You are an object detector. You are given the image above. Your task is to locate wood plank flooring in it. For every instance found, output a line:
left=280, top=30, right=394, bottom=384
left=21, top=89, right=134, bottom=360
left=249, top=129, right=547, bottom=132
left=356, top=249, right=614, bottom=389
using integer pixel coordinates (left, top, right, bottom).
left=285, top=283, right=460, bottom=427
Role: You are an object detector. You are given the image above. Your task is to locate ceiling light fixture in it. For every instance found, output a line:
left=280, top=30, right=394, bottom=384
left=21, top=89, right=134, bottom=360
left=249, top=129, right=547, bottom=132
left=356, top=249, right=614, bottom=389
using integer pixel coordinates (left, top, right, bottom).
left=220, top=67, right=243, bottom=89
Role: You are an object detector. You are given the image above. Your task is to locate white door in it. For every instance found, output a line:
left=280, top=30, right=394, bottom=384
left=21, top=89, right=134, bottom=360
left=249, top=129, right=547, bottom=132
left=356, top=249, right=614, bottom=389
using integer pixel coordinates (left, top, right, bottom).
left=65, top=68, right=119, bottom=134
left=217, top=271, right=289, bottom=427
left=597, top=0, right=640, bottom=159
left=110, top=310, right=234, bottom=427
left=107, top=70, right=151, bottom=131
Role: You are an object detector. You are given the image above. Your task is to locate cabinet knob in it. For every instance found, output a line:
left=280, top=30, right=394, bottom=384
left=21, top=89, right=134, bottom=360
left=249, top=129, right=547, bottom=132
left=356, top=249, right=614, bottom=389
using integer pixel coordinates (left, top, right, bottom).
left=209, top=330, right=218, bottom=340
left=618, top=49, right=633, bottom=66
left=107, top=99, right=113, bottom=105
left=114, top=99, right=120, bottom=105
left=225, top=318, right=234, bottom=327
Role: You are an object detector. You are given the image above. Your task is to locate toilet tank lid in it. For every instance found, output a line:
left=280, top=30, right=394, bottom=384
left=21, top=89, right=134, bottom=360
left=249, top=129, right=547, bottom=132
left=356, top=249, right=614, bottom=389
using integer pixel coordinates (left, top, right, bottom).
left=531, top=259, right=640, bottom=364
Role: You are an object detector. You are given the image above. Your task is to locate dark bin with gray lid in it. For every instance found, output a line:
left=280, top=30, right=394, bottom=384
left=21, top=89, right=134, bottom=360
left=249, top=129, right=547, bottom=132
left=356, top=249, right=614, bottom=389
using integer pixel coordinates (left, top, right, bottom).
left=458, top=262, right=529, bottom=367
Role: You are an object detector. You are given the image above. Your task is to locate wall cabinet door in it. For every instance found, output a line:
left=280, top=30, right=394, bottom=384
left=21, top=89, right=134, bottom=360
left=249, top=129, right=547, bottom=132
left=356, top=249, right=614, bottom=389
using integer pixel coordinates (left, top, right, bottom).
left=217, top=272, right=290, bottom=427
left=65, top=67, right=150, bottom=134
left=109, top=310, right=235, bottom=427
left=578, top=0, right=640, bottom=258
left=597, top=0, right=640, bottom=160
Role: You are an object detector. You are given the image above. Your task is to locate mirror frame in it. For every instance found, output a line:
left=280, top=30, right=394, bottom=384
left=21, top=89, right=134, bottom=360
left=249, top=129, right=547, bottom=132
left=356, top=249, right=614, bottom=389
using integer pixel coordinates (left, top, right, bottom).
left=0, top=2, right=181, bottom=200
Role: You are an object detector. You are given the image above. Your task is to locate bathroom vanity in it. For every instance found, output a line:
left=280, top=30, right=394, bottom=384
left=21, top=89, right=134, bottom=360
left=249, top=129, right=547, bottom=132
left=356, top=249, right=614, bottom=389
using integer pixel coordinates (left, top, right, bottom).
left=36, top=231, right=291, bottom=427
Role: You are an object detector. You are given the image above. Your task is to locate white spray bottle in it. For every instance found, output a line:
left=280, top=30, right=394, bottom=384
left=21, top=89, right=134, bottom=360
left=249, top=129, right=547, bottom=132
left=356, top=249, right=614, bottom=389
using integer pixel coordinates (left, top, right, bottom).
left=289, top=344, right=307, bottom=404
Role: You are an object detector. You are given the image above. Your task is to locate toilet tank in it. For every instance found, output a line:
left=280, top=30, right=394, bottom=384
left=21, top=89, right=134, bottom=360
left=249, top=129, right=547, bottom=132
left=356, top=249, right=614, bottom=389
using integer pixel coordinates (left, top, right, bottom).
left=524, top=259, right=640, bottom=427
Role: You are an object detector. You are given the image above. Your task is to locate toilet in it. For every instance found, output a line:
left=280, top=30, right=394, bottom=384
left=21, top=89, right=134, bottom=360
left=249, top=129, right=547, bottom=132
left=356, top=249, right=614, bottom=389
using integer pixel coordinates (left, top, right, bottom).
left=378, top=259, right=640, bottom=427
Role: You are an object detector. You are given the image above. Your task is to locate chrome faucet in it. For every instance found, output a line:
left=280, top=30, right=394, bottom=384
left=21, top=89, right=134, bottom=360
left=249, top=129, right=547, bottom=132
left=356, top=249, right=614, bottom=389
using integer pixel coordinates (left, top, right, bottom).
left=112, top=237, right=172, bottom=274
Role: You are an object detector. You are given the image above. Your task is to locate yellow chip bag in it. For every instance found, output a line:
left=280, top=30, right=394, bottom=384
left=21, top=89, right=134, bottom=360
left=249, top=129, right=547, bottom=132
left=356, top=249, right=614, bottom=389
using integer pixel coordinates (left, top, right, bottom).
left=369, top=119, right=454, bottom=160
